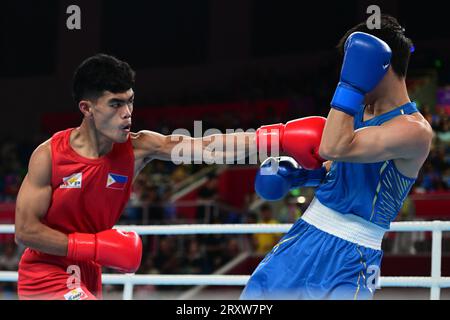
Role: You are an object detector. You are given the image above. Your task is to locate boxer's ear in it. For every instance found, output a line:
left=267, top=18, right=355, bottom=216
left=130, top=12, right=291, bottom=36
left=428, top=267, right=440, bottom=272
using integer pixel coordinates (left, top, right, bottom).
left=79, top=100, right=93, bottom=117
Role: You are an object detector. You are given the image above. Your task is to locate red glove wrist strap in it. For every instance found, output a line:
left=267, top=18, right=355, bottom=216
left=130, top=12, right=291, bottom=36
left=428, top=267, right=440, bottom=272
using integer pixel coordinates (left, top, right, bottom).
left=257, top=123, right=284, bottom=154
left=67, top=233, right=96, bottom=261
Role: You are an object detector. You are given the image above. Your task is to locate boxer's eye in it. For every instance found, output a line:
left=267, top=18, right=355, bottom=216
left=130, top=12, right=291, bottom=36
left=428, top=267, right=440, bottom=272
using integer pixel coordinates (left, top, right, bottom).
left=110, top=102, right=123, bottom=108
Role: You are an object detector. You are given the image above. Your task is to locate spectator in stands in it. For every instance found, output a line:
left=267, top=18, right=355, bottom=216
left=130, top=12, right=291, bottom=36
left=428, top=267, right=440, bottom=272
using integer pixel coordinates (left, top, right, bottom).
left=429, top=144, right=448, bottom=174
left=437, top=118, right=450, bottom=143
left=181, top=237, right=207, bottom=274
left=252, top=204, right=282, bottom=255
left=241, top=212, right=258, bottom=252
left=0, top=241, right=19, bottom=271
left=138, top=254, right=160, bottom=275
left=170, top=165, right=188, bottom=185
left=197, top=173, right=219, bottom=223
left=0, top=241, right=19, bottom=299
left=0, top=173, right=4, bottom=201
left=443, top=168, right=450, bottom=189
left=141, top=185, right=164, bottom=223
left=200, top=214, right=228, bottom=273
left=122, top=173, right=148, bottom=223
left=222, top=238, right=242, bottom=264
left=134, top=254, right=160, bottom=298
left=154, top=237, right=180, bottom=275
left=422, top=105, right=434, bottom=125
left=431, top=107, right=449, bottom=133
left=161, top=186, right=177, bottom=223
left=418, top=163, right=445, bottom=192
left=0, top=140, right=28, bottom=202
left=276, top=195, right=303, bottom=224
left=2, top=174, right=21, bottom=202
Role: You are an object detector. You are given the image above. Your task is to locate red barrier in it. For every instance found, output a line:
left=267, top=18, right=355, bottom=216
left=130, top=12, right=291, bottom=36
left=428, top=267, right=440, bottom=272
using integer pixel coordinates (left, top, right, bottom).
left=173, top=189, right=199, bottom=221
left=410, top=192, right=450, bottom=219
left=217, top=167, right=257, bottom=208
left=0, top=203, right=15, bottom=243
left=0, top=203, right=15, bottom=223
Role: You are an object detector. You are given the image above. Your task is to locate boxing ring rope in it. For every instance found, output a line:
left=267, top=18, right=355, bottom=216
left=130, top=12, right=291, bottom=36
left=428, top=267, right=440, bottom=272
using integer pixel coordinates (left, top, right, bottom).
left=0, top=221, right=450, bottom=300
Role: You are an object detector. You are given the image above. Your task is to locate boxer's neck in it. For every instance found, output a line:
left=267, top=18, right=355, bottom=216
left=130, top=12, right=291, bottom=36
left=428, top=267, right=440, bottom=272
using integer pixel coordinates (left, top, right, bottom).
left=365, top=71, right=410, bottom=117
left=72, top=119, right=114, bottom=158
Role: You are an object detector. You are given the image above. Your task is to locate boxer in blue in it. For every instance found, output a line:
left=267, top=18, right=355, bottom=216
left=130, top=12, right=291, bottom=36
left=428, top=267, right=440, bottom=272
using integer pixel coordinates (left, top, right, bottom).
left=241, top=15, right=433, bottom=300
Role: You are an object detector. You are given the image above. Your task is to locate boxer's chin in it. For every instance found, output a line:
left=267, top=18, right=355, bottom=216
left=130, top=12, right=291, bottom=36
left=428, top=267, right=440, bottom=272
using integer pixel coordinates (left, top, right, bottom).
left=116, top=131, right=129, bottom=143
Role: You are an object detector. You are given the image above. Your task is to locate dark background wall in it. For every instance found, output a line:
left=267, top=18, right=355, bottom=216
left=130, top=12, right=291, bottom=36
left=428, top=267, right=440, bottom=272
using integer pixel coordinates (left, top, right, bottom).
left=1, top=0, right=449, bottom=139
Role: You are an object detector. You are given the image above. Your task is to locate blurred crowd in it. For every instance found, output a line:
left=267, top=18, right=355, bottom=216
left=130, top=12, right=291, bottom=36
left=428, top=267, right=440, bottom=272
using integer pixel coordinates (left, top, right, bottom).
left=415, top=106, right=450, bottom=192
left=0, top=75, right=449, bottom=298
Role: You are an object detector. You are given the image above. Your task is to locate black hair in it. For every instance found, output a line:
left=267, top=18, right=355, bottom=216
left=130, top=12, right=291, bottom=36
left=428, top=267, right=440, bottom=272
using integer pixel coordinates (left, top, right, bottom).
left=336, top=15, right=413, bottom=78
left=72, top=53, right=135, bottom=104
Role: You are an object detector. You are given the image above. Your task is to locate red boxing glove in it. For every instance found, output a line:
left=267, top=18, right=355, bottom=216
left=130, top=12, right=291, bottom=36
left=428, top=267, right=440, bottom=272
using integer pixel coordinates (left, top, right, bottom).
left=67, top=229, right=142, bottom=273
left=256, top=116, right=326, bottom=170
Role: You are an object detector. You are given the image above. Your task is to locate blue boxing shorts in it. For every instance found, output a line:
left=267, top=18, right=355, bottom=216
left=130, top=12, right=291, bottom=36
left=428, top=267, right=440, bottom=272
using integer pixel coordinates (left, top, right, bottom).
left=240, top=198, right=385, bottom=300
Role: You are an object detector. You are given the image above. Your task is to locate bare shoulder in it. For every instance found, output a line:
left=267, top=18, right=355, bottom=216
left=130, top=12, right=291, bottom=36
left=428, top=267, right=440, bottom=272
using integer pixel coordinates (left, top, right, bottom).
left=28, top=139, right=52, bottom=185
left=388, top=112, right=431, bottom=129
left=387, top=113, right=433, bottom=146
left=387, top=113, right=433, bottom=176
left=30, top=139, right=52, bottom=164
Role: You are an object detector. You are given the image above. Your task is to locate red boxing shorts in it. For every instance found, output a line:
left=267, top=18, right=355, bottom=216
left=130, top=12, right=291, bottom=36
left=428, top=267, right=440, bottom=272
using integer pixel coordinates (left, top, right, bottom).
left=18, top=248, right=102, bottom=300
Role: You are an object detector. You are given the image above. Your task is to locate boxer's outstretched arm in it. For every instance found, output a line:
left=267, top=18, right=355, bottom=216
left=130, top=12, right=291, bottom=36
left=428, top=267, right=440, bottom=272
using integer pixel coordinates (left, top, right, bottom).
left=319, top=109, right=432, bottom=163
left=15, top=142, right=68, bottom=256
left=194, top=132, right=257, bottom=163
left=133, top=130, right=257, bottom=163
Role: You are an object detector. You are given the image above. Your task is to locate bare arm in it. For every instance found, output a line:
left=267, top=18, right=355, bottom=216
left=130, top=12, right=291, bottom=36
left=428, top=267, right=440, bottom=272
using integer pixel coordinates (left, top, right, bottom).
left=318, top=109, right=432, bottom=163
left=15, top=142, right=68, bottom=256
left=133, top=130, right=257, bottom=164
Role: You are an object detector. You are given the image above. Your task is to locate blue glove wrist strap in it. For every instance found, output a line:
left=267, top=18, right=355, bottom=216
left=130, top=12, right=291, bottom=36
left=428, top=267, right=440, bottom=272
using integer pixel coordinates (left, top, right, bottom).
left=331, top=83, right=364, bottom=116
left=291, top=166, right=327, bottom=188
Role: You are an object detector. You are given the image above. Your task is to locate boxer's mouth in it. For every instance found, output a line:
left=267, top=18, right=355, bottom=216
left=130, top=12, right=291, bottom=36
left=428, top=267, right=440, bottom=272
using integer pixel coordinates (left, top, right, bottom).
left=120, top=123, right=132, bottom=132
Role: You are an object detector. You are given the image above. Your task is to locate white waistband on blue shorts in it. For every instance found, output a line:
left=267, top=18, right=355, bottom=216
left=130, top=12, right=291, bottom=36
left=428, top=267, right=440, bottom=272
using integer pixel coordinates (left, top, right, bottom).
left=301, top=198, right=387, bottom=250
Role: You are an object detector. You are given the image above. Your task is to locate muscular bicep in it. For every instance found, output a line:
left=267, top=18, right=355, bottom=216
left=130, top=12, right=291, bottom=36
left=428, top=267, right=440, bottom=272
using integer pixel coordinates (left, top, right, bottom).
left=15, top=175, right=52, bottom=227
left=15, top=144, right=53, bottom=238
left=15, top=142, right=68, bottom=255
left=15, top=143, right=52, bottom=228
left=327, top=118, right=432, bottom=163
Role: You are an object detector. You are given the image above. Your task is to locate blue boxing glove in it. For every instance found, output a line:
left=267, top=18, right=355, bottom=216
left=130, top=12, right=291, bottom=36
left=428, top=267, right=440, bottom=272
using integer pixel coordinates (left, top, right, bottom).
left=331, top=32, right=392, bottom=116
left=255, top=156, right=327, bottom=201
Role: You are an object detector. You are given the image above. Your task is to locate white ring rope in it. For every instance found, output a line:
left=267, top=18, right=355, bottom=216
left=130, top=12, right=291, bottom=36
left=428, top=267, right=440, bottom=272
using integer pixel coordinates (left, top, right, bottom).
left=1, top=220, right=450, bottom=235
left=0, top=272, right=449, bottom=288
left=1, top=221, right=449, bottom=299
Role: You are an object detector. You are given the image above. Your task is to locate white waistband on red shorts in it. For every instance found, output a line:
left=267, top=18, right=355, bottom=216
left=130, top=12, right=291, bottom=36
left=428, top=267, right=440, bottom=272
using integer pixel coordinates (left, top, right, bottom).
left=301, top=197, right=387, bottom=250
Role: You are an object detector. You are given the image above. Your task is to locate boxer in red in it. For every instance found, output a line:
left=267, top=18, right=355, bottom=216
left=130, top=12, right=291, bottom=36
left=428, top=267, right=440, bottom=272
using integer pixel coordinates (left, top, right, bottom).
left=15, top=54, right=325, bottom=299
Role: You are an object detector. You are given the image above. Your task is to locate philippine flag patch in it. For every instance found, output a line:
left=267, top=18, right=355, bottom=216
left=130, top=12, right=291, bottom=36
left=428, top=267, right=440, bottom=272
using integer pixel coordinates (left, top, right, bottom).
left=106, top=173, right=128, bottom=190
